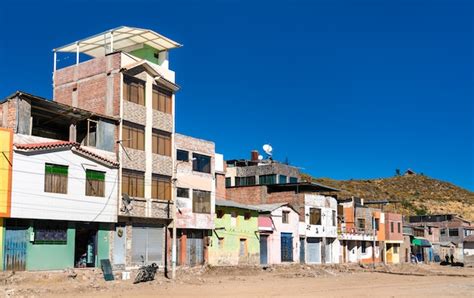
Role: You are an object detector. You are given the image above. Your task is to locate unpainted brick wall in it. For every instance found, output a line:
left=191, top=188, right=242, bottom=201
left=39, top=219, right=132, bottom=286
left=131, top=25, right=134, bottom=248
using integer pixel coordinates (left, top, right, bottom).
left=53, top=53, right=121, bottom=117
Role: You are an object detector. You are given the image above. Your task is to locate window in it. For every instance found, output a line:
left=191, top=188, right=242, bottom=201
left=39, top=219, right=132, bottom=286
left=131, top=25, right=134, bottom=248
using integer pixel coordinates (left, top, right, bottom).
left=193, top=153, right=211, bottom=173
left=449, top=228, right=459, bottom=237
left=428, top=227, right=433, bottom=235
left=393, top=245, right=399, bottom=254
left=86, top=119, right=97, bottom=147
left=193, top=190, right=211, bottom=214
left=390, top=222, right=394, bottom=233
left=151, top=176, right=171, bottom=201
left=177, top=187, right=189, bottom=198
left=375, top=218, right=380, bottom=231
left=259, top=174, right=276, bottom=185
left=34, top=221, right=68, bottom=244
left=361, top=241, right=367, bottom=254
left=85, top=170, right=105, bottom=197
left=225, top=177, right=231, bottom=188
left=357, top=218, right=366, bottom=230
left=282, top=211, right=290, bottom=224
left=440, top=228, right=446, bottom=236
left=122, top=170, right=145, bottom=198
left=279, top=175, right=287, bottom=184
left=309, top=208, right=321, bottom=225
left=235, top=176, right=256, bottom=186
left=289, top=177, right=298, bottom=183
left=152, top=88, right=172, bottom=114
left=332, top=210, right=336, bottom=226
left=122, top=123, right=145, bottom=150
left=216, top=209, right=224, bottom=219
left=44, top=164, right=68, bottom=194
left=177, top=149, right=189, bottom=161
left=244, top=212, right=251, bottom=220
left=152, top=131, right=171, bottom=156
left=123, top=77, right=145, bottom=105
left=397, top=222, right=401, bottom=233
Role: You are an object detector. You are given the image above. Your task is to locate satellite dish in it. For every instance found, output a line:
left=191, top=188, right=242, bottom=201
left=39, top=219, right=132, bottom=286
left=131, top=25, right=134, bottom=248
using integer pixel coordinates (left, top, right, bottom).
left=262, top=144, right=273, bottom=155
left=258, top=155, right=263, bottom=161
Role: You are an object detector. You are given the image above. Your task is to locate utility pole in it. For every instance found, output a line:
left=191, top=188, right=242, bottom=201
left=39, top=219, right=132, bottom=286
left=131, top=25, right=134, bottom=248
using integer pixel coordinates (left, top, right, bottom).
left=171, top=176, right=177, bottom=280
left=372, top=215, right=376, bottom=269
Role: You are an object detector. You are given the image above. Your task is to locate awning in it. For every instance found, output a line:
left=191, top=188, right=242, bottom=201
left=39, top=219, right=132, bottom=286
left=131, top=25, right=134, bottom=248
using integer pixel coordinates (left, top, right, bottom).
left=412, top=237, right=432, bottom=247
left=54, top=26, right=182, bottom=57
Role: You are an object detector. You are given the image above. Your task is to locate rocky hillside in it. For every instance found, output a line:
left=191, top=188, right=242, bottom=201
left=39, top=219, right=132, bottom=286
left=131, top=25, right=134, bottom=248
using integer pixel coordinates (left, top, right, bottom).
left=302, top=174, right=474, bottom=221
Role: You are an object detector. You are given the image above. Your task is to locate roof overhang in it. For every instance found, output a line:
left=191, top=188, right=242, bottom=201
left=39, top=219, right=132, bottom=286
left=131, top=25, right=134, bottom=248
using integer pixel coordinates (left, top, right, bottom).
left=121, top=60, right=180, bottom=91
left=266, top=182, right=339, bottom=194
left=54, top=26, right=182, bottom=57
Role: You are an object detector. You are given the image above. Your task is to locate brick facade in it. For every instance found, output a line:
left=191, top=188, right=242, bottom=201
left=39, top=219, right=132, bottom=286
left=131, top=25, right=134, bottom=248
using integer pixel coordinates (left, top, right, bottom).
left=53, top=53, right=121, bottom=117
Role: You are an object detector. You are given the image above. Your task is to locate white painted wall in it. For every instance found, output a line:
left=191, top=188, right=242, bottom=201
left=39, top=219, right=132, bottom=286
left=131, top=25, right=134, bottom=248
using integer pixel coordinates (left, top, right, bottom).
left=302, top=194, right=338, bottom=238
left=11, top=149, right=118, bottom=222
left=267, top=206, right=300, bottom=264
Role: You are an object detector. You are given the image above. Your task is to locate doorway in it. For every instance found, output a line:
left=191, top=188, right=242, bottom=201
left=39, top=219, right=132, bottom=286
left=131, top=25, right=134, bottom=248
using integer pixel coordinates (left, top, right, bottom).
left=260, top=235, right=268, bottom=265
left=75, top=224, right=98, bottom=268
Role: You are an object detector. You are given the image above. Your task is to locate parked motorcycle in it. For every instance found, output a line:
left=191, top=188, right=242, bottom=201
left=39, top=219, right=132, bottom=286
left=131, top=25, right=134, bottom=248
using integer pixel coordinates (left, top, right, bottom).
left=134, top=262, right=158, bottom=284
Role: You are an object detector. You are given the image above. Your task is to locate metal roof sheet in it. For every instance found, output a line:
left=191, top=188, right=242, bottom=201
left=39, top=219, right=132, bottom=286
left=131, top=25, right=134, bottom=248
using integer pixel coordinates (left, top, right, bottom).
left=215, top=199, right=261, bottom=211
left=54, top=26, right=182, bottom=57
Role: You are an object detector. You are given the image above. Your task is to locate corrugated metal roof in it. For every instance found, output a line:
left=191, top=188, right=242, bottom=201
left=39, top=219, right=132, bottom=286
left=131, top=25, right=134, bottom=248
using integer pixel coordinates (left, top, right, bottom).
left=54, top=26, right=182, bottom=57
left=215, top=199, right=260, bottom=211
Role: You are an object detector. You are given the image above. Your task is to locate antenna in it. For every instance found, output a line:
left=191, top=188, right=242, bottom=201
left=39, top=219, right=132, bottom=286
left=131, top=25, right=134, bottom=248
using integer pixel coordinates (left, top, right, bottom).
left=258, top=155, right=263, bottom=161
left=262, top=144, right=273, bottom=156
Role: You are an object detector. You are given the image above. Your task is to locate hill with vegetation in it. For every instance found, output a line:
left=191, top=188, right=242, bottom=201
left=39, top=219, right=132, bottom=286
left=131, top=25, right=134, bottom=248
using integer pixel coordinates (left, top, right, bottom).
left=302, top=173, right=474, bottom=221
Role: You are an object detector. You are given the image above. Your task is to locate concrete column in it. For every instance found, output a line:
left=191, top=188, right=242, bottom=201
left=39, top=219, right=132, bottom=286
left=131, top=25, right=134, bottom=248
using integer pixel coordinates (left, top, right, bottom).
left=144, top=73, right=153, bottom=216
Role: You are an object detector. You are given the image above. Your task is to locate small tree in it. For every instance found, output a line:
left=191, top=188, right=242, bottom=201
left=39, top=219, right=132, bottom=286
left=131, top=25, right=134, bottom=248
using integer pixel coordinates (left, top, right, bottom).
left=395, top=169, right=401, bottom=176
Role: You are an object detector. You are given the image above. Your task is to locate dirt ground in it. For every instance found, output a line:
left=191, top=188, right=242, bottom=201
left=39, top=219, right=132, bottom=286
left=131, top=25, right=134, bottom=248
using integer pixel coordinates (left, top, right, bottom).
left=0, top=263, right=473, bottom=297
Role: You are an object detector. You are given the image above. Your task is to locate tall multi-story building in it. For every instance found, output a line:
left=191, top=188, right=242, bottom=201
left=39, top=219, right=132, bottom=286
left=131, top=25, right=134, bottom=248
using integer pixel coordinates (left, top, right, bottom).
left=174, top=134, right=218, bottom=266
left=53, top=26, right=181, bottom=268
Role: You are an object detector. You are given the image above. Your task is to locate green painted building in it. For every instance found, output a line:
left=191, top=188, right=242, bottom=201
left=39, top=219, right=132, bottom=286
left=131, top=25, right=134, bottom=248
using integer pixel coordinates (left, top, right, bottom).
left=3, top=219, right=112, bottom=271
left=208, top=200, right=260, bottom=266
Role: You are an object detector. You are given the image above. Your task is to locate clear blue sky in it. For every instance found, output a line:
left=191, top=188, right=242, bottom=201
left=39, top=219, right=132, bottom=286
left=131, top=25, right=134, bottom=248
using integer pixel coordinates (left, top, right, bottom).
left=1, top=1, right=472, bottom=190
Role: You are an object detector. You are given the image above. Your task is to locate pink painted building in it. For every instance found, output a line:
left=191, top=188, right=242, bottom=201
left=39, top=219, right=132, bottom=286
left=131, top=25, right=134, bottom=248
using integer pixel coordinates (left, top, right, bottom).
left=257, top=203, right=300, bottom=265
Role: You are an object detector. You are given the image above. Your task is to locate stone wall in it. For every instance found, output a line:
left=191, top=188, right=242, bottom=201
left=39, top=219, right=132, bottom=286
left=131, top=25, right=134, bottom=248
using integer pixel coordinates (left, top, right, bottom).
left=152, top=154, right=173, bottom=176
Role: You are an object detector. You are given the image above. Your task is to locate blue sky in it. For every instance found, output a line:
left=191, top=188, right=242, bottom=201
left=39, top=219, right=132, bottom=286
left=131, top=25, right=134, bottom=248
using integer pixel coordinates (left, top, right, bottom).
left=0, top=0, right=472, bottom=190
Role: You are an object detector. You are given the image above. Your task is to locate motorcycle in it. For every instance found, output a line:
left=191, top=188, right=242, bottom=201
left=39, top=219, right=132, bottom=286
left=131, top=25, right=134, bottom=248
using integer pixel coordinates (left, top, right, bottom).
left=134, top=260, right=159, bottom=284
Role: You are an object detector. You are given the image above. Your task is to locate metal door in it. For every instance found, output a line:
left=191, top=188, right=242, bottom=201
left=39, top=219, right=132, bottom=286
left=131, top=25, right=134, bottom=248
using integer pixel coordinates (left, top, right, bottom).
left=186, top=230, right=204, bottom=266
left=113, top=225, right=126, bottom=265
left=299, top=238, right=305, bottom=263
left=131, top=225, right=164, bottom=266
left=4, top=227, right=28, bottom=271
left=281, top=233, right=293, bottom=262
left=307, top=237, right=321, bottom=264
left=260, top=235, right=268, bottom=264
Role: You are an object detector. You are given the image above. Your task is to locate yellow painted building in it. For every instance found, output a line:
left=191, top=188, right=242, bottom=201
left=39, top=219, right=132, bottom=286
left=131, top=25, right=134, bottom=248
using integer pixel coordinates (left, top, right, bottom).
left=0, top=128, right=13, bottom=266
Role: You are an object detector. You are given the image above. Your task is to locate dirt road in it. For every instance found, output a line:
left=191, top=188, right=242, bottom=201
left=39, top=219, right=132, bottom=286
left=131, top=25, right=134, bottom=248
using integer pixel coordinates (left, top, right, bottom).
left=1, top=264, right=473, bottom=297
